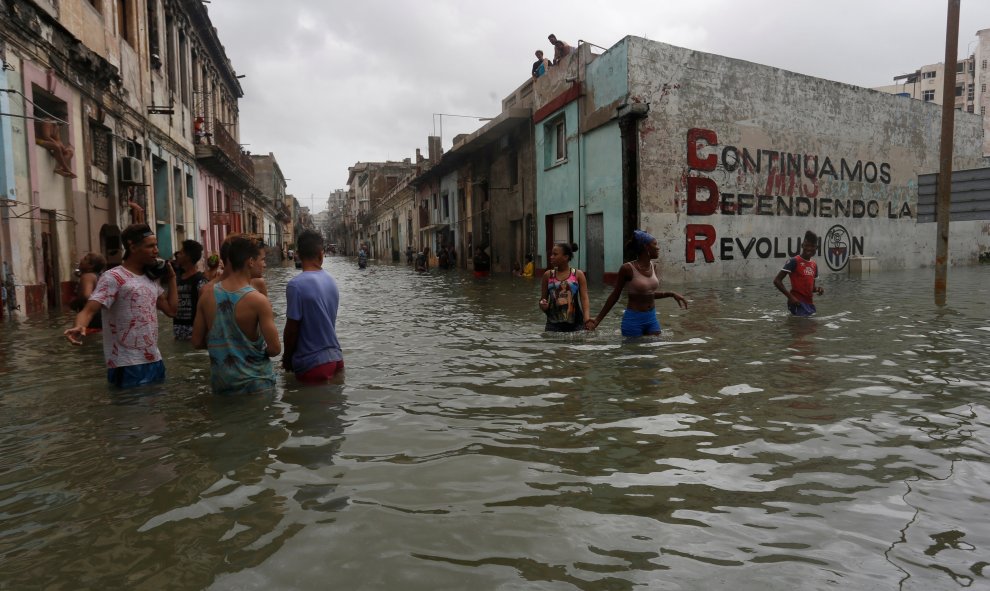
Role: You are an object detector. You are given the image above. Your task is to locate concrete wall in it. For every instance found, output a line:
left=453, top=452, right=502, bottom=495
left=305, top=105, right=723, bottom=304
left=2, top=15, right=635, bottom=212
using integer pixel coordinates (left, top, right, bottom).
left=622, top=36, right=987, bottom=284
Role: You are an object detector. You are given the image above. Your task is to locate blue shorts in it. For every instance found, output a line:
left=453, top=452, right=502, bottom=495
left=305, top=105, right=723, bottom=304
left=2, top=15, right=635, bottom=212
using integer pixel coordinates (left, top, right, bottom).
left=107, top=360, right=166, bottom=388
left=621, top=308, right=661, bottom=337
left=788, top=302, right=817, bottom=317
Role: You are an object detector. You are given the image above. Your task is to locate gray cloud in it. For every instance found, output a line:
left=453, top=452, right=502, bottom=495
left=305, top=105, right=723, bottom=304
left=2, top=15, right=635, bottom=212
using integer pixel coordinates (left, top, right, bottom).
left=206, top=0, right=990, bottom=211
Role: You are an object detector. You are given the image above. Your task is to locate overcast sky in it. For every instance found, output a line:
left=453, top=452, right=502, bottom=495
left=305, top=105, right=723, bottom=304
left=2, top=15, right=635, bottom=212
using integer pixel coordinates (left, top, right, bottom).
left=206, top=0, right=990, bottom=213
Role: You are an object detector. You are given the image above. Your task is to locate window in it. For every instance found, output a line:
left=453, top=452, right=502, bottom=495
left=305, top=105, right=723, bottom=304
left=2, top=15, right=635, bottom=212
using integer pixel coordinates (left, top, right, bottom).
left=957, top=62, right=965, bottom=73
left=984, top=59, right=988, bottom=70
left=923, top=71, right=936, bottom=79
left=982, top=106, right=986, bottom=116
left=173, top=167, right=183, bottom=224
left=983, top=84, right=987, bottom=93
left=923, top=90, right=935, bottom=101
left=117, top=0, right=134, bottom=46
left=508, top=149, right=518, bottom=186
left=165, top=16, right=176, bottom=91
left=31, top=87, right=69, bottom=147
left=179, top=30, right=189, bottom=105
left=555, top=120, right=566, bottom=162
left=968, top=85, right=975, bottom=100
left=956, top=85, right=964, bottom=97
left=967, top=105, right=974, bottom=113
left=442, top=194, right=449, bottom=219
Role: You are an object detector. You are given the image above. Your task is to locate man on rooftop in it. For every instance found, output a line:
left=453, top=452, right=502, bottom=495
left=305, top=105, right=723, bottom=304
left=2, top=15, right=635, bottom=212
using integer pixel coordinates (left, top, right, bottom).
left=548, top=34, right=573, bottom=66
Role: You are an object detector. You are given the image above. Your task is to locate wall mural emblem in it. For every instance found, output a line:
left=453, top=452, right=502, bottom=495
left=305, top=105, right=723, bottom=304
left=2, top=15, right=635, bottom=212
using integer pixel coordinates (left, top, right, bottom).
left=824, top=224, right=851, bottom=271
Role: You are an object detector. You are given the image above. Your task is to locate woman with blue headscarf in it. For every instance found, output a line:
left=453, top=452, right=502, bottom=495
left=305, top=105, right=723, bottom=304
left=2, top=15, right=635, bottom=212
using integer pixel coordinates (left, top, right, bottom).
left=588, top=230, right=688, bottom=337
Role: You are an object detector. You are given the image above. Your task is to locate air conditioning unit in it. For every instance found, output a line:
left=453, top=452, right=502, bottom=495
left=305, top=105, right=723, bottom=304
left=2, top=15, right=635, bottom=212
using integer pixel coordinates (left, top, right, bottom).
left=119, top=156, right=144, bottom=185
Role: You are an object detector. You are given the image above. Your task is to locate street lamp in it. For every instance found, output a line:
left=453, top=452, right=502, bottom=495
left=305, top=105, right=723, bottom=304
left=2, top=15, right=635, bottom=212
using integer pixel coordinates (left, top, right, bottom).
left=432, top=113, right=493, bottom=148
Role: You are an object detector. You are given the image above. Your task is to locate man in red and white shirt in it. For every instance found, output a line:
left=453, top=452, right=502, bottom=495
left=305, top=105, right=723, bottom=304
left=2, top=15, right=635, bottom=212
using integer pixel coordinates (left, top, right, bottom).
left=65, top=224, right=177, bottom=387
left=774, top=230, right=825, bottom=317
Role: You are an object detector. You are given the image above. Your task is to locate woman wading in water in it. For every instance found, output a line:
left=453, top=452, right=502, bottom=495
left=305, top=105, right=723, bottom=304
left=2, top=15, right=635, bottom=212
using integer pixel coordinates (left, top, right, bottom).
left=589, top=230, right=687, bottom=337
left=539, top=242, right=593, bottom=332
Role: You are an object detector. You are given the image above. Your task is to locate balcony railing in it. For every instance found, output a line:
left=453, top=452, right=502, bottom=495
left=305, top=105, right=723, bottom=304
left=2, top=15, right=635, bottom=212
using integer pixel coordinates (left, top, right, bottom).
left=204, top=121, right=254, bottom=181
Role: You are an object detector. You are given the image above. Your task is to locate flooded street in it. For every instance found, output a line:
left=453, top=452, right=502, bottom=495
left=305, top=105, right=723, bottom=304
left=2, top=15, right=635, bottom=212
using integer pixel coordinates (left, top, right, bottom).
left=1, top=259, right=989, bottom=590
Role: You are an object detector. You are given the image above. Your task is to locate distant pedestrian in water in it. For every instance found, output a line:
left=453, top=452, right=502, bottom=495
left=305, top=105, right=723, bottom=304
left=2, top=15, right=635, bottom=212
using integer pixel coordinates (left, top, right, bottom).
left=70, top=252, right=106, bottom=334
left=64, top=224, right=178, bottom=388
left=415, top=247, right=429, bottom=273
left=203, top=252, right=222, bottom=282
left=521, top=254, right=535, bottom=278
left=358, top=243, right=368, bottom=269
left=773, top=230, right=824, bottom=317
left=539, top=242, right=592, bottom=332
left=172, top=239, right=207, bottom=340
left=589, top=230, right=687, bottom=337
left=283, top=230, right=344, bottom=383
left=192, top=235, right=279, bottom=395
left=406, top=245, right=414, bottom=265
left=473, top=246, right=491, bottom=278
left=438, top=245, right=450, bottom=270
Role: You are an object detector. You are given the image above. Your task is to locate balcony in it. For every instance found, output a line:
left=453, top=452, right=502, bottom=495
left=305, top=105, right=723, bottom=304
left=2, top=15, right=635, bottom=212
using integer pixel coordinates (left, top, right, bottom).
left=194, top=120, right=255, bottom=190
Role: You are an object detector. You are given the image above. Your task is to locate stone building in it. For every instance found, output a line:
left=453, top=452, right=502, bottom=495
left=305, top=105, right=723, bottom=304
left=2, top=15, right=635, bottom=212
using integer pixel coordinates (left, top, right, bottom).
left=533, top=37, right=987, bottom=284
left=249, top=152, right=291, bottom=258
left=345, top=159, right=416, bottom=258
left=409, top=88, right=536, bottom=275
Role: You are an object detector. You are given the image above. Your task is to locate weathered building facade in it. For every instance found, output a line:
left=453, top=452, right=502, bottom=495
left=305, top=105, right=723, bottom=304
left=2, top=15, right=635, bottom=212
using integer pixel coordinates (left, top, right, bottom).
left=345, top=159, right=416, bottom=258
left=249, top=152, right=291, bottom=258
left=0, top=0, right=271, bottom=317
left=534, top=37, right=988, bottom=285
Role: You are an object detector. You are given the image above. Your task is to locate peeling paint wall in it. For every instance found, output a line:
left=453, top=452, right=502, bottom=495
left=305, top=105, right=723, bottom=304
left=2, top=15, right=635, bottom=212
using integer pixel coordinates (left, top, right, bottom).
left=624, top=36, right=988, bottom=284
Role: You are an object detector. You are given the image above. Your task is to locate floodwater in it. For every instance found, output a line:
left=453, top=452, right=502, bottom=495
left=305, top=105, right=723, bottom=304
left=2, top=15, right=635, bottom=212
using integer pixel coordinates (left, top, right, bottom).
left=1, top=258, right=989, bottom=590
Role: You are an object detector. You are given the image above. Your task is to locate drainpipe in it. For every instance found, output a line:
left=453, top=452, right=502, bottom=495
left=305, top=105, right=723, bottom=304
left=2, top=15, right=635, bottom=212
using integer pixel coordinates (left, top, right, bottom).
left=617, top=102, right=649, bottom=257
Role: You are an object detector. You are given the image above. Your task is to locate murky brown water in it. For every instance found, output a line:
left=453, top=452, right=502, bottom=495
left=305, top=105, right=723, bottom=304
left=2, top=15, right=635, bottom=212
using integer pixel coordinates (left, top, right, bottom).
left=1, top=259, right=989, bottom=590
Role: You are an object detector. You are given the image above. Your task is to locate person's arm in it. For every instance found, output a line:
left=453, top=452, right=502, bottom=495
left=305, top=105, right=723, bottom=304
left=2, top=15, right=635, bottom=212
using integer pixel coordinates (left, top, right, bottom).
left=191, top=295, right=209, bottom=349
left=539, top=271, right=551, bottom=312
left=64, top=299, right=103, bottom=345
left=157, top=264, right=178, bottom=317
left=282, top=283, right=299, bottom=370
left=282, top=318, right=299, bottom=371
left=655, top=289, right=688, bottom=309
left=251, top=277, right=268, bottom=297
left=576, top=270, right=594, bottom=329
left=256, top=297, right=281, bottom=359
left=773, top=269, right=799, bottom=305
left=590, top=264, right=631, bottom=329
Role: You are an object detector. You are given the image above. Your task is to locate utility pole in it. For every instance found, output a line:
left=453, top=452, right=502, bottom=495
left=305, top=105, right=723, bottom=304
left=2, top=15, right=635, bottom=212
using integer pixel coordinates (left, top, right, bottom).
left=935, top=0, right=960, bottom=306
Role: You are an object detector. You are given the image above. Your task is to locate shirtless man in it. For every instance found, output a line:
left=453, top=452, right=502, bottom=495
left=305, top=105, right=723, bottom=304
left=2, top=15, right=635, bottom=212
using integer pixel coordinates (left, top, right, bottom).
left=37, top=120, right=77, bottom=178
left=548, top=34, right=573, bottom=66
left=192, top=235, right=280, bottom=395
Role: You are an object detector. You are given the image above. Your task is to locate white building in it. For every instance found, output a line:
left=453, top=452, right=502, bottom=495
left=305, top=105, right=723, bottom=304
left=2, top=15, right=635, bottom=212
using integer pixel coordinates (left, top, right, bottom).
left=873, top=28, right=990, bottom=155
